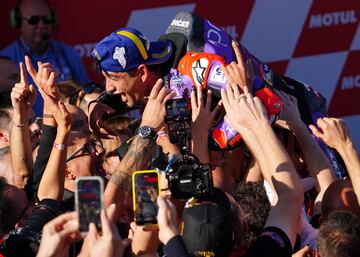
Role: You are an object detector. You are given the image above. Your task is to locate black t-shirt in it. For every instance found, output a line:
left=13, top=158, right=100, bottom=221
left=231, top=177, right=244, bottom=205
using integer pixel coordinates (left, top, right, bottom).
left=244, top=226, right=292, bottom=257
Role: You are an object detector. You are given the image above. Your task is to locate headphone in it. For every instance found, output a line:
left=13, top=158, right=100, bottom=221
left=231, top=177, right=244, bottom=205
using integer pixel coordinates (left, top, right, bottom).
left=10, top=0, right=57, bottom=29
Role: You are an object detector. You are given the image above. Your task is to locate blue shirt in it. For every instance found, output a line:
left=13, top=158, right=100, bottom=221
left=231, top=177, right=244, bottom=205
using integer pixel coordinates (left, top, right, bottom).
left=0, top=37, right=89, bottom=116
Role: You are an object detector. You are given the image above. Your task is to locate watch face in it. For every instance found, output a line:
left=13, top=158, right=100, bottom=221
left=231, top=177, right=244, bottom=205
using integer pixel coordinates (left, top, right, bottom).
left=139, top=126, right=156, bottom=140
left=140, top=126, right=151, bottom=137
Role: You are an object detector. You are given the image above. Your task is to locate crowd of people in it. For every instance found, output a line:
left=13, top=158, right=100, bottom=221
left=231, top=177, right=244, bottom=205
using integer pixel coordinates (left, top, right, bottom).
left=1, top=0, right=360, bottom=257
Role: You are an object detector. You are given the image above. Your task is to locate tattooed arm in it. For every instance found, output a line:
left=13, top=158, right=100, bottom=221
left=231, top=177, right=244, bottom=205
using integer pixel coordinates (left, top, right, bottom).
left=103, top=78, right=175, bottom=222
left=103, top=136, right=155, bottom=220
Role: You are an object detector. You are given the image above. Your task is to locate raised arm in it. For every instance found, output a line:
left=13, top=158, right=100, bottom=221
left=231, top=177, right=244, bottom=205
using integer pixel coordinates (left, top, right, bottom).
left=103, top=79, right=175, bottom=221
left=221, top=76, right=302, bottom=248
left=34, top=69, right=72, bottom=201
left=10, top=62, right=36, bottom=189
left=310, top=117, right=360, bottom=205
left=191, top=85, right=221, bottom=163
left=275, top=91, right=336, bottom=214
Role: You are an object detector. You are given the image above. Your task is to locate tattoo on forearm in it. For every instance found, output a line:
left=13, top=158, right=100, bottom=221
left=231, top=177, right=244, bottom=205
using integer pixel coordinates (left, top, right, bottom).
left=109, top=171, right=131, bottom=190
left=122, top=136, right=155, bottom=171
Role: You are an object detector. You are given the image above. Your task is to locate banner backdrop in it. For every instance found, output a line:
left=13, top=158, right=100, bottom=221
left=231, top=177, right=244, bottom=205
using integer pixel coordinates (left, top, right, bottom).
left=1, top=0, right=359, bottom=150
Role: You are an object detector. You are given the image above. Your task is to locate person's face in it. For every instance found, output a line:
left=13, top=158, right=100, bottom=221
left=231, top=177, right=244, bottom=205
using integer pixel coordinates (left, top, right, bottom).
left=28, top=111, right=41, bottom=149
left=103, top=70, right=147, bottom=107
left=66, top=133, right=105, bottom=179
left=19, top=0, right=53, bottom=49
left=0, top=58, right=19, bottom=92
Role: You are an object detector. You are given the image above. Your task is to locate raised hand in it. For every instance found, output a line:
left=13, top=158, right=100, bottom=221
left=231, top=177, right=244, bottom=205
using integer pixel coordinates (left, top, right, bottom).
left=221, top=40, right=254, bottom=94
left=87, top=205, right=131, bottom=257
left=36, top=212, right=80, bottom=257
left=25, top=55, right=59, bottom=99
left=25, top=55, right=73, bottom=130
left=191, top=86, right=222, bottom=137
left=221, top=82, right=268, bottom=134
left=140, top=79, right=175, bottom=131
left=157, top=196, right=178, bottom=244
left=191, top=85, right=222, bottom=162
left=31, top=67, right=72, bottom=130
left=275, top=90, right=302, bottom=130
left=309, top=117, right=352, bottom=150
left=11, top=62, right=37, bottom=121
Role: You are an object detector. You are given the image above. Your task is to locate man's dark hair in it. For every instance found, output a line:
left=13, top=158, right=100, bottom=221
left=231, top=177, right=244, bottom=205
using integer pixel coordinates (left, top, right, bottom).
left=231, top=182, right=271, bottom=248
left=0, top=176, right=18, bottom=237
left=318, top=210, right=360, bottom=257
left=126, top=63, right=167, bottom=78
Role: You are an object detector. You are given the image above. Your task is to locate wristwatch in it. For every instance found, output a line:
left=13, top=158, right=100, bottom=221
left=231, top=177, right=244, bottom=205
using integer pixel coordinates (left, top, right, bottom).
left=137, top=126, right=157, bottom=140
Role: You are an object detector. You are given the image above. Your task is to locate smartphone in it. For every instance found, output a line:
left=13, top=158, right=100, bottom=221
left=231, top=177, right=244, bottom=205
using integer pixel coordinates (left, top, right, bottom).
left=165, top=98, right=191, bottom=120
left=164, top=98, right=192, bottom=147
left=75, top=176, right=104, bottom=235
left=132, top=170, right=160, bottom=225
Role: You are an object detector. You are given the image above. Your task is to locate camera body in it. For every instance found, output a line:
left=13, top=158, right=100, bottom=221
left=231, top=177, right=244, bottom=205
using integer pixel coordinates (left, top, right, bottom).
left=166, top=155, right=213, bottom=199
left=158, top=98, right=214, bottom=200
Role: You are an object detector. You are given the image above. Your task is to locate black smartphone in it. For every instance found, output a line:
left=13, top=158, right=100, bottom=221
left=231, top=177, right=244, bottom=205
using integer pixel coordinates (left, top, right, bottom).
left=75, top=176, right=104, bottom=235
left=132, top=170, right=160, bottom=225
left=165, top=98, right=191, bottom=120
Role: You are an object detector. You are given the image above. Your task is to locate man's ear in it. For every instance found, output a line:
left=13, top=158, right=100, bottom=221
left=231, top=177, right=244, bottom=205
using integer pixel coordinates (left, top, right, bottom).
left=137, top=64, right=148, bottom=83
left=0, top=129, right=10, bottom=144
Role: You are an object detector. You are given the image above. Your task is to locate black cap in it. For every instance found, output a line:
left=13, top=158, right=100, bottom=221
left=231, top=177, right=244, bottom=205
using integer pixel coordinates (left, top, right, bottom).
left=181, top=188, right=235, bottom=257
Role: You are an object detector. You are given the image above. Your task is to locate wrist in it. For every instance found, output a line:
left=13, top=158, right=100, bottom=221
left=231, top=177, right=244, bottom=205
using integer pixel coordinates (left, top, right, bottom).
left=12, top=113, right=28, bottom=125
left=251, top=120, right=272, bottom=136
left=161, top=228, right=178, bottom=245
left=337, top=140, right=356, bottom=156
left=137, top=125, right=158, bottom=140
left=53, top=142, right=67, bottom=151
left=56, top=129, right=70, bottom=140
left=12, top=119, right=27, bottom=128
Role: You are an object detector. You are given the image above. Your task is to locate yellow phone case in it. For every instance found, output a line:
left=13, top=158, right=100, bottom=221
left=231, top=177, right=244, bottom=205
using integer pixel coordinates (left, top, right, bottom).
left=132, top=170, right=160, bottom=225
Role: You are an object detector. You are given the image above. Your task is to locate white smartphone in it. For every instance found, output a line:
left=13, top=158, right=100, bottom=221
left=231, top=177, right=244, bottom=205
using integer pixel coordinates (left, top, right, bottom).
left=75, top=176, right=104, bottom=235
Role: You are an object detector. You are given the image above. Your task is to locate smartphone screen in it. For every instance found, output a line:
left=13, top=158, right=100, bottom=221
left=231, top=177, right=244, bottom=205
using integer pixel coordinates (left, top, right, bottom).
left=165, top=98, right=191, bottom=119
left=75, top=177, right=104, bottom=234
left=132, top=170, right=160, bottom=225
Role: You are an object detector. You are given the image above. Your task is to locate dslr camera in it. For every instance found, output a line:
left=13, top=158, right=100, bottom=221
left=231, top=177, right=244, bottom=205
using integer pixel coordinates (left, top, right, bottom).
left=154, top=98, right=213, bottom=199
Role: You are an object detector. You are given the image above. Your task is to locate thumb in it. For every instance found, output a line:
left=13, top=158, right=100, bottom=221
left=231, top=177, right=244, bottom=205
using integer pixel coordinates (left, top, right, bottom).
left=105, top=203, right=117, bottom=222
left=309, top=124, right=322, bottom=138
left=86, top=223, right=98, bottom=244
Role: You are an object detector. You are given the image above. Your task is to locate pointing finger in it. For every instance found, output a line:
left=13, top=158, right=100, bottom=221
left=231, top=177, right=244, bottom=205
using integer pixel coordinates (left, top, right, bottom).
left=25, top=55, right=37, bottom=82
left=19, top=62, right=29, bottom=86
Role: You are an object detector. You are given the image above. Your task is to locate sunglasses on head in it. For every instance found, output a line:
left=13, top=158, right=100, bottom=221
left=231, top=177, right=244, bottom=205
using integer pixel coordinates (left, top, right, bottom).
left=22, top=15, right=54, bottom=25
